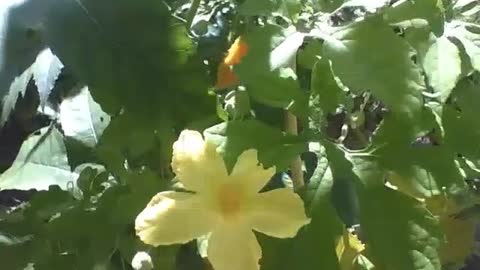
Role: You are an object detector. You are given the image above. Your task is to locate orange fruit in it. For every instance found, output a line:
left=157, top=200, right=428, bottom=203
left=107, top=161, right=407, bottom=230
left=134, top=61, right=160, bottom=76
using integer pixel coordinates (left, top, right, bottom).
left=215, top=36, right=248, bottom=89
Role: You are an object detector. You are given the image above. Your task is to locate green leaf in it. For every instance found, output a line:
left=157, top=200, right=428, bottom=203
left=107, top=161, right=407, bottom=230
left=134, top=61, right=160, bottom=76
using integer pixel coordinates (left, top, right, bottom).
left=32, top=48, right=64, bottom=107
left=311, top=57, right=347, bottom=114
left=287, top=142, right=342, bottom=270
left=96, top=112, right=175, bottom=176
left=0, top=126, right=77, bottom=191
left=204, top=120, right=308, bottom=172
left=423, top=36, right=462, bottom=102
left=297, top=40, right=323, bottom=69
left=44, top=0, right=211, bottom=117
left=234, top=25, right=307, bottom=116
left=324, top=144, right=443, bottom=270
left=259, top=143, right=342, bottom=270
left=323, top=16, right=425, bottom=121
left=443, top=77, right=480, bottom=158
left=359, top=186, right=442, bottom=270
left=0, top=66, right=34, bottom=126
left=373, top=111, right=467, bottom=198
left=59, top=87, right=110, bottom=148
left=384, top=0, right=445, bottom=35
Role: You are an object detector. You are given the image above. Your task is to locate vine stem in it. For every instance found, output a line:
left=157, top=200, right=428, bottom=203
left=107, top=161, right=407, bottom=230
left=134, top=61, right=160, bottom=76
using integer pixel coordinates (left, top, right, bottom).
left=186, top=0, right=201, bottom=29
left=286, top=111, right=304, bottom=190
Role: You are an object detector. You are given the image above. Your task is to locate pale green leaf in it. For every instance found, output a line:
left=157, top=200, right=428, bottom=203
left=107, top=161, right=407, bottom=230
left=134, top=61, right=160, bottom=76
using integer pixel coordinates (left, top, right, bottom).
left=32, top=48, right=63, bottom=107
left=384, top=0, right=445, bottom=35
left=0, top=127, right=77, bottom=190
left=446, top=21, right=480, bottom=72
left=0, top=66, right=33, bottom=126
left=60, top=87, right=110, bottom=148
left=423, top=36, right=462, bottom=102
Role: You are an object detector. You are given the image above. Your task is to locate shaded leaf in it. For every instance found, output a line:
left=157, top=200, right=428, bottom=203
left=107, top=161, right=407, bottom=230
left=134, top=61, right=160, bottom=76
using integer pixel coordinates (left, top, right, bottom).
left=43, top=0, right=211, bottom=119
left=311, top=57, right=347, bottom=114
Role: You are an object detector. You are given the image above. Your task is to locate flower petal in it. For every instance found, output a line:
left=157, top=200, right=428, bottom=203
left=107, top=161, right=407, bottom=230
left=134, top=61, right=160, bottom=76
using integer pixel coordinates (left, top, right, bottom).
left=207, top=225, right=262, bottom=270
left=135, top=191, right=217, bottom=246
left=172, top=130, right=228, bottom=192
left=230, top=149, right=275, bottom=193
left=248, top=188, right=311, bottom=238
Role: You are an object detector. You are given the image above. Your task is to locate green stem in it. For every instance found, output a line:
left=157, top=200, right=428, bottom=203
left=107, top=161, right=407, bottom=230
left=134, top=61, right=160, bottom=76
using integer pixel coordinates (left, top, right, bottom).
left=186, top=0, right=201, bottom=29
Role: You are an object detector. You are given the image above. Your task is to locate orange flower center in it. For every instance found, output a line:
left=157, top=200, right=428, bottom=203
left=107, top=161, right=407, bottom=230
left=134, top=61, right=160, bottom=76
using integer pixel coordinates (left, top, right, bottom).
left=218, top=184, right=243, bottom=219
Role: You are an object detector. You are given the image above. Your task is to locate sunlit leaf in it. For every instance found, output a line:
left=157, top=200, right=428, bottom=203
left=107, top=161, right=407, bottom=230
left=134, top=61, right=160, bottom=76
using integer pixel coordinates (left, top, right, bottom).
left=423, top=36, right=462, bottom=102
left=59, top=87, right=110, bottom=148
left=204, top=120, right=308, bottom=172
left=32, top=48, right=63, bottom=107
left=323, top=16, right=425, bottom=121
left=0, top=126, right=77, bottom=190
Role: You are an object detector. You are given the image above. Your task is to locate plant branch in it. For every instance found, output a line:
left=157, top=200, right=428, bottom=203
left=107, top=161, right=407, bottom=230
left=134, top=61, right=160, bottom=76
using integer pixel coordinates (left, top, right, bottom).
left=285, top=111, right=304, bottom=190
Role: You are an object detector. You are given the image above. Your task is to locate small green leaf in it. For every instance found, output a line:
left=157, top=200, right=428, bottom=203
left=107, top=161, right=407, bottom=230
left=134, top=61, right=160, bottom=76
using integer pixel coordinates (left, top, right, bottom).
left=32, top=48, right=64, bottom=108
left=59, top=87, right=110, bottom=148
left=311, top=57, right=347, bottom=114
left=423, top=36, right=462, bottom=102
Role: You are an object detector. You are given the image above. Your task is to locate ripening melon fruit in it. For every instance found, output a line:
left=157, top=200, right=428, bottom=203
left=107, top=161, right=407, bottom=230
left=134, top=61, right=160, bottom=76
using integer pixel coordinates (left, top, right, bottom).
left=215, top=36, right=248, bottom=89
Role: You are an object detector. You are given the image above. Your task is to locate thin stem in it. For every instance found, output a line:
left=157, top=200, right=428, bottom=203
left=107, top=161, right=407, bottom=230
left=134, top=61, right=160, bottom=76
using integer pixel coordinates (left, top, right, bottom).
left=186, top=0, right=201, bottom=29
left=285, top=111, right=304, bottom=190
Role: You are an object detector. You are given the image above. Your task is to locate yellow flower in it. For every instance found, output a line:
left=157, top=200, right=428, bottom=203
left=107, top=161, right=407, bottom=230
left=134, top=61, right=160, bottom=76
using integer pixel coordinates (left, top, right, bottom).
left=135, top=130, right=311, bottom=270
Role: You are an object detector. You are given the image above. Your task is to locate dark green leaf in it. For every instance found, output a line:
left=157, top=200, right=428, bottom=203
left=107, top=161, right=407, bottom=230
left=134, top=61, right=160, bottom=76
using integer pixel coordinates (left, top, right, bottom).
left=311, top=57, right=347, bottom=114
